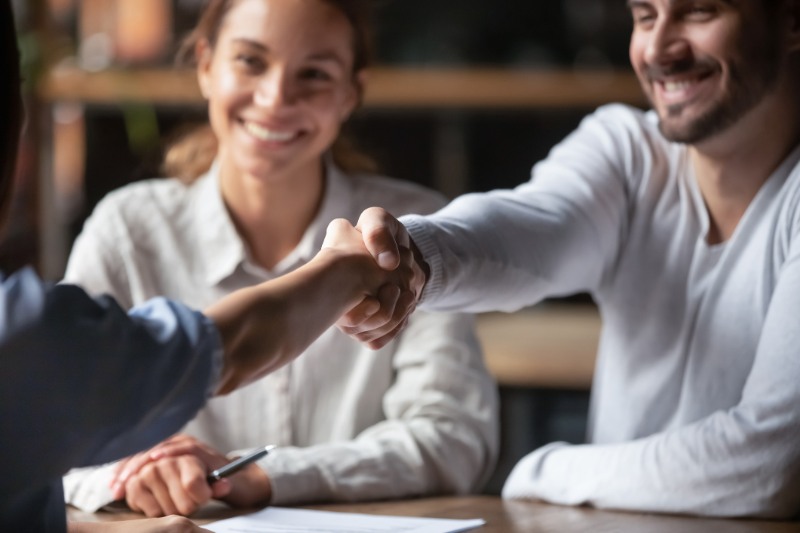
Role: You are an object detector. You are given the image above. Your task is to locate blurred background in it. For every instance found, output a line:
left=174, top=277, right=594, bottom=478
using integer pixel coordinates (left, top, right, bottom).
left=5, top=0, right=645, bottom=493
left=4, top=0, right=641, bottom=277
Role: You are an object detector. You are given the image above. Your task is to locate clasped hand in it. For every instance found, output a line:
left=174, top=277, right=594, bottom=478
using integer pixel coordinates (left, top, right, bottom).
left=332, top=207, right=427, bottom=349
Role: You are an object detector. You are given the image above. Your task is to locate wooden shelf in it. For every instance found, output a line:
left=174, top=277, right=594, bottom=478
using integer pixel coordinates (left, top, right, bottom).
left=476, top=305, right=600, bottom=389
left=39, top=65, right=646, bottom=109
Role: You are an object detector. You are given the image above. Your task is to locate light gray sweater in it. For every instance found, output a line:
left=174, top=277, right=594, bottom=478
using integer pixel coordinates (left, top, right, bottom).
left=403, top=104, right=800, bottom=518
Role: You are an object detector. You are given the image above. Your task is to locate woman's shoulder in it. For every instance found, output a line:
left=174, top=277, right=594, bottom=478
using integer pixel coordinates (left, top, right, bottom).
left=87, top=176, right=198, bottom=228
left=344, top=172, right=448, bottom=217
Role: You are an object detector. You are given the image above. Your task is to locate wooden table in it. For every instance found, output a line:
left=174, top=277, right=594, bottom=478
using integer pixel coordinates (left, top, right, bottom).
left=475, top=305, right=601, bottom=389
left=67, top=496, right=799, bottom=532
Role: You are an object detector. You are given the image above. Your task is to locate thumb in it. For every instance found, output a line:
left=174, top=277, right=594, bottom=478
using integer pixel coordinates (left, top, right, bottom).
left=357, top=207, right=406, bottom=270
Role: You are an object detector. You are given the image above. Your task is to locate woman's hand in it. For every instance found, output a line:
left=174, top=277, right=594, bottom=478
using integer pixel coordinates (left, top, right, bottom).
left=109, top=435, right=271, bottom=517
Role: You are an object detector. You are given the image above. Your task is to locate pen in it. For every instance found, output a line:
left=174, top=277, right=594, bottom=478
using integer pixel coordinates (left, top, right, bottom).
left=206, top=445, right=276, bottom=484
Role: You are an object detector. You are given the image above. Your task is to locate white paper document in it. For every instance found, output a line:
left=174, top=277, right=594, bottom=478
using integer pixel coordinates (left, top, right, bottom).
left=204, top=506, right=485, bottom=533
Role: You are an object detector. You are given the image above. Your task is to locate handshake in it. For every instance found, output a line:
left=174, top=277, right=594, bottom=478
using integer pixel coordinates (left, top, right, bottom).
left=328, top=206, right=428, bottom=350
left=206, top=207, right=424, bottom=395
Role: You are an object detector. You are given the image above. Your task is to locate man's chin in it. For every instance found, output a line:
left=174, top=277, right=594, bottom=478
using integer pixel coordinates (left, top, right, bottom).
left=658, top=119, right=710, bottom=144
left=656, top=104, right=717, bottom=144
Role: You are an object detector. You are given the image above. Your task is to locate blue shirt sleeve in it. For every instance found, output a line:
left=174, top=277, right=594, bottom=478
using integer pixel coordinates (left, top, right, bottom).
left=0, top=267, right=222, bottom=527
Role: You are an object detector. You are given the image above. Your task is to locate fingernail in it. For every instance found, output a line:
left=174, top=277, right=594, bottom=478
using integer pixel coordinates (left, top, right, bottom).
left=377, top=252, right=395, bottom=269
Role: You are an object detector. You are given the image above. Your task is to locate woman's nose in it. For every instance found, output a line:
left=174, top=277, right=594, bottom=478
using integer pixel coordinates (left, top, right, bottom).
left=253, top=69, right=295, bottom=109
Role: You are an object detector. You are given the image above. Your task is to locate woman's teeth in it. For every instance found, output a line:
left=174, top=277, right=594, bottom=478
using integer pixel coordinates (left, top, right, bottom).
left=244, top=122, right=296, bottom=142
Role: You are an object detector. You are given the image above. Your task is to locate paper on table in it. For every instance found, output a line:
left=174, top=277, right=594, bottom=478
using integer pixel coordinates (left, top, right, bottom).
left=204, top=506, right=485, bottom=533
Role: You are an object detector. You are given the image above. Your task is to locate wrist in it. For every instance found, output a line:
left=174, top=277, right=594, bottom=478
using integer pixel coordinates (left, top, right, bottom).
left=409, top=238, right=429, bottom=300
left=312, top=247, right=376, bottom=305
left=226, top=463, right=272, bottom=508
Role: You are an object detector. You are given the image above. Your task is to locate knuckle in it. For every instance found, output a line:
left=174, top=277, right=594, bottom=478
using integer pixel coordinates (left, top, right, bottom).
left=326, top=217, right=350, bottom=232
left=140, top=464, right=157, bottom=479
left=176, top=501, right=198, bottom=516
left=184, top=475, right=208, bottom=496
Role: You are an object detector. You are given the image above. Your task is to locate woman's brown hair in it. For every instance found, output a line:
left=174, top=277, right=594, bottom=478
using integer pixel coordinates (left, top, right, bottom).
left=163, top=0, right=377, bottom=183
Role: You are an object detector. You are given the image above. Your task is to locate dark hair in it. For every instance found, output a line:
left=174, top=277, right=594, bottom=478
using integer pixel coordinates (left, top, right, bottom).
left=164, top=0, right=376, bottom=182
left=0, top=0, right=23, bottom=230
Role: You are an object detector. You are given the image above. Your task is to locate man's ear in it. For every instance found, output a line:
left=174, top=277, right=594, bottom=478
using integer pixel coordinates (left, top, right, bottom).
left=196, top=39, right=213, bottom=99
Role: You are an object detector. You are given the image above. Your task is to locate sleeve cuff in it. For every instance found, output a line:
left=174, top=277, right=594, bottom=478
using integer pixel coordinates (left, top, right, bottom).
left=400, top=215, right=444, bottom=305
left=63, top=464, right=118, bottom=512
left=501, top=442, right=570, bottom=500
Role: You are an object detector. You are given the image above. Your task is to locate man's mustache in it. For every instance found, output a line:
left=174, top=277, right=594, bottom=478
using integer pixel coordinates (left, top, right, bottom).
left=643, top=57, right=717, bottom=80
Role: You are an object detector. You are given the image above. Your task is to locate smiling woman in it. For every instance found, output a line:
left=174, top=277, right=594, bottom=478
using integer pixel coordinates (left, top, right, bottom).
left=61, top=0, right=498, bottom=519
left=165, top=0, right=375, bottom=184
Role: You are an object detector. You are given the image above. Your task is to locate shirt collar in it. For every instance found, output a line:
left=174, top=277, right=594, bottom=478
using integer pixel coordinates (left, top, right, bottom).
left=194, top=157, right=356, bottom=286
left=293, top=157, right=356, bottom=266
left=192, top=160, right=248, bottom=286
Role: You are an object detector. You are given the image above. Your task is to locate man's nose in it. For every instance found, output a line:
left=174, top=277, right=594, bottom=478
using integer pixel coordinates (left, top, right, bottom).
left=644, top=19, right=691, bottom=68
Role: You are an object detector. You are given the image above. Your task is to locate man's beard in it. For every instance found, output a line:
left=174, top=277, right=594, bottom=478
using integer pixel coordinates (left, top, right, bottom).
left=649, top=38, right=781, bottom=145
left=657, top=61, right=779, bottom=144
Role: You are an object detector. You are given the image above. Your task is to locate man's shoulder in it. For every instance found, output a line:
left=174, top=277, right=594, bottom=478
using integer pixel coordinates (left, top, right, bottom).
left=575, top=104, right=677, bottom=168
left=587, top=103, right=659, bottom=135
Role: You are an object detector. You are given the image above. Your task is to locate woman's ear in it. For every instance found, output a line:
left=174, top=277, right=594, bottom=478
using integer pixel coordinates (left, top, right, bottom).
left=196, top=39, right=213, bottom=99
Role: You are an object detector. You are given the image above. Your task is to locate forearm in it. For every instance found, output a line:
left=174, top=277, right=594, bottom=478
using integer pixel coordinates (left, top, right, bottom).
left=261, top=424, right=492, bottom=505
left=206, top=249, right=374, bottom=394
left=503, top=410, right=800, bottom=518
left=401, top=190, right=608, bottom=313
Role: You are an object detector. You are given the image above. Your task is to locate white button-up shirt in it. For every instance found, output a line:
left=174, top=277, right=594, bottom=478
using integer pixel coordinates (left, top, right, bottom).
left=62, top=161, right=498, bottom=510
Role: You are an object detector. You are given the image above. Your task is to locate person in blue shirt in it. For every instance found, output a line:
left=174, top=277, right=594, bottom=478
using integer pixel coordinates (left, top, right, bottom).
left=0, top=2, right=414, bottom=531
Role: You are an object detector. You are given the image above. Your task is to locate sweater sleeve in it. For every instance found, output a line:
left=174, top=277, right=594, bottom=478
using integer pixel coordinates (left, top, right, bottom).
left=501, top=235, right=800, bottom=518
left=403, top=105, right=637, bottom=313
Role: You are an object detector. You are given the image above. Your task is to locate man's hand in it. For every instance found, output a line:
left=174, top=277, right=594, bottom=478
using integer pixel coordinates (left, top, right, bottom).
left=332, top=208, right=428, bottom=349
left=109, top=435, right=271, bottom=517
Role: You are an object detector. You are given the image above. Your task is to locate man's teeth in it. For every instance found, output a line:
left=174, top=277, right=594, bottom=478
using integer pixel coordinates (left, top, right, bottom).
left=663, top=80, right=695, bottom=93
left=244, top=122, right=295, bottom=142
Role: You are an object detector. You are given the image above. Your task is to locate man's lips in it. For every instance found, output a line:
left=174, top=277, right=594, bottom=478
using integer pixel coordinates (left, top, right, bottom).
left=647, top=67, right=717, bottom=107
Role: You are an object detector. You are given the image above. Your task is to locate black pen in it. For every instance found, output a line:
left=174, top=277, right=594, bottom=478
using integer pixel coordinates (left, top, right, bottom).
left=206, top=445, right=276, bottom=484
